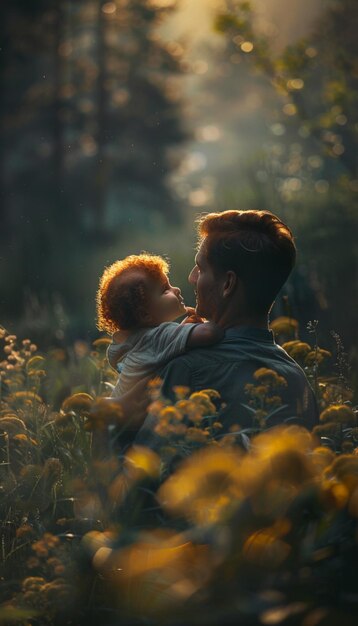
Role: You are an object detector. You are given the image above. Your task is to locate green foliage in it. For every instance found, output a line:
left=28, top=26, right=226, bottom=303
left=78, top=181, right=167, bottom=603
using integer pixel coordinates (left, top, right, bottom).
left=211, top=0, right=358, bottom=354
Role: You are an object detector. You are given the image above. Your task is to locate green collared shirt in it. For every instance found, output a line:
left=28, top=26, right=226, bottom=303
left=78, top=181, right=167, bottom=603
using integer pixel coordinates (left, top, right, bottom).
left=135, top=327, right=318, bottom=449
left=161, top=326, right=318, bottom=429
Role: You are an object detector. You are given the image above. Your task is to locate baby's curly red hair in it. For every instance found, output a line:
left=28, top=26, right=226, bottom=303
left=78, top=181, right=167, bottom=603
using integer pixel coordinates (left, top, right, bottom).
left=96, top=253, right=170, bottom=334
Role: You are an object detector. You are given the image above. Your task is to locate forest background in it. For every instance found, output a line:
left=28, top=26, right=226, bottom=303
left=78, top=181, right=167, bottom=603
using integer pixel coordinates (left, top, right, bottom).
left=0, top=0, right=357, bottom=393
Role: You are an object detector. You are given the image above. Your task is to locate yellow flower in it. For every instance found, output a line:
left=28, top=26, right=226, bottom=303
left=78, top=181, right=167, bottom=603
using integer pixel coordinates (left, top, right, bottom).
left=322, top=383, right=353, bottom=404
left=304, top=348, right=331, bottom=366
left=189, top=391, right=217, bottom=415
left=175, top=399, right=202, bottom=424
left=329, top=455, right=358, bottom=487
left=311, top=447, right=335, bottom=473
left=27, top=369, right=46, bottom=378
left=147, top=377, right=163, bottom=399
left=22, top=577, right=46, bottom=592
left=243, top=528, right=291, bottom=568
left=16, top=524, right=35, bottom=539
left=229, top=423, right=241, bottom=433
left=218, top=434, right=237, bottom=447
left=313, top=422, right=341, bottom=438
left=13, top=433, right=37, bottom=446
left=32, top=540, right=48, bottom=558
left=96, top=531, right=211, bottom=615
left=147, top=399, right=166, bottom=416
left=172, top=386, right=190, bottom=399
left=147, top=377, right=163, bottom=389
left=199, top=389, right=221, bottom=399
left=125, top=446, right=161, bottom=481
left=157, top=446, right=243, bottom=525
left=61, top=392, right=94, bottom=414
left=252, top=384, right=269, bottom=398
left=26, top=355, right=46, bottom=374
left=0, top=415, right=27, bottom=434
left=320, top=479, right=349, bottom=510
left=11, top=390, right=43, bottom=404
left=319, top=404, right=356, bottom=426
left=253, top=368, right=287, bottom=388
left=85, top=398, right=123, bottom=430
left=270, top=316, right=299, bottom=337
left=92, top=337, right=111, bottom=348
left=281, top=341, right=311, bottom=362
left=266, top=395, right=283, bottom=407
left=5, top=334, right=17, bottom=344
left=186, top=427, right=209, bottom=443
left=159, top=406, right=183, bottom=422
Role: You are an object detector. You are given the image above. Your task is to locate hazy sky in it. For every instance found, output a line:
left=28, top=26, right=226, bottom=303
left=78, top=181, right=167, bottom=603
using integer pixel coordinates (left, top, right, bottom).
left=165, top=0, right=325, bottom=51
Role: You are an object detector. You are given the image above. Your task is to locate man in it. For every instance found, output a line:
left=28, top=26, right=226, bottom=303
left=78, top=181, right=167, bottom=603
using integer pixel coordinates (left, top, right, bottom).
left=136, top=209, right=318, bottom=445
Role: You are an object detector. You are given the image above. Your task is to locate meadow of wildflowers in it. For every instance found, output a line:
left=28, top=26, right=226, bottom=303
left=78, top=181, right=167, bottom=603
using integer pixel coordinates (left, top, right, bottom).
left=0, top=320, right=357, bottom=626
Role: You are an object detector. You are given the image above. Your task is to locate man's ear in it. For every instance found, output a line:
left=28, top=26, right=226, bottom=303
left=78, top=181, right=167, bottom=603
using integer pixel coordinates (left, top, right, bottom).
left=223, top=271, right=237, bottom=298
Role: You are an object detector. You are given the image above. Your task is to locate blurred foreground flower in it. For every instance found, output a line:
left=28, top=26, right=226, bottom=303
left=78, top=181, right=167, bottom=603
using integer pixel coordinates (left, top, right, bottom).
left=125, top=445, right=161, bottom=481
left=243, top=526, right=291, bottom=569
left=86, top=397, right=123, bottom=431
left=90, top=529, right=212, bottom=617
left=158, top=446, right=243, bottom=525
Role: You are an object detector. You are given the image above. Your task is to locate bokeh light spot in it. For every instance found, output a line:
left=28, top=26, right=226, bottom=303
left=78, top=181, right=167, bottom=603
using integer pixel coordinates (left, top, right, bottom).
left=287, top=78, right=304, bottom=90
left=102, top=2, right=116, bottom=14
left=241, top=41, right=254, bottom=53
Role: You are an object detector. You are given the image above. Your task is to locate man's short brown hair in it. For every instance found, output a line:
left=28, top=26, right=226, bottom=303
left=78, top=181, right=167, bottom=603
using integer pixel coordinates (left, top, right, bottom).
left=197, top=210, right=296, bottom=315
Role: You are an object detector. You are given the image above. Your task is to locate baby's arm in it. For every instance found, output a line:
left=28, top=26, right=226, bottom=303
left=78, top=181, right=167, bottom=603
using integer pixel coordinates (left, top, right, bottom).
left=180, top=306, right=223, bottom=348
left=186, top=321, right=224, bottom=348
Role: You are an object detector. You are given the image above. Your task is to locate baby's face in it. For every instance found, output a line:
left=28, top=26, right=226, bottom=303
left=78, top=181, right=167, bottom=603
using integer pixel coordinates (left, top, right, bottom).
left=147, top=275, right=186, bottom=325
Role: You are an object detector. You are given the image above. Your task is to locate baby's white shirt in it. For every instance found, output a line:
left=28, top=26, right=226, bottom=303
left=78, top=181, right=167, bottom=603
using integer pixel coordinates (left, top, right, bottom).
left=107, top=322, right=196, bottom=398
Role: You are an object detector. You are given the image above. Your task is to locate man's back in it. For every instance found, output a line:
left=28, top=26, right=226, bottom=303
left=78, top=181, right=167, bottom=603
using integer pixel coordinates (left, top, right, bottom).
left=159, top=327, right=318, bottom=432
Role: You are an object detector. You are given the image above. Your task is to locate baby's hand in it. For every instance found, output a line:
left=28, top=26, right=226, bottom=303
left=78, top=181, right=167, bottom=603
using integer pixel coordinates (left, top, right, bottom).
left=182, top=306, right=206, bottom=324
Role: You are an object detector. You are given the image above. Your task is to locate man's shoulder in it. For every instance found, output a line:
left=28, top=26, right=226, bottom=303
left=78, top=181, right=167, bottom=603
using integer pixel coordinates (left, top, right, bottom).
left=160, top=344, right=228, bottom=382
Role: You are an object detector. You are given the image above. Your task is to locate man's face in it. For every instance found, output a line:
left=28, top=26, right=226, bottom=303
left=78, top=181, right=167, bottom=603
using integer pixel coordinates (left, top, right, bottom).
left=188, top=240, right=222, bottom=320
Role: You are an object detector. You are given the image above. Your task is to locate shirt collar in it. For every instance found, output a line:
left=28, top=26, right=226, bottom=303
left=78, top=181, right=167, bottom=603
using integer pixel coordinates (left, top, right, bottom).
left=225, top=326, right=275, bottom=343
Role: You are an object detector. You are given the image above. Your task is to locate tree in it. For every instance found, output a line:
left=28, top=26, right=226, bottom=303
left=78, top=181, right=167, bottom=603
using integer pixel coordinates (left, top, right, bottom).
left=213, top=0, right=358, bottom=351
left=0, top=0, right=188, bottom=329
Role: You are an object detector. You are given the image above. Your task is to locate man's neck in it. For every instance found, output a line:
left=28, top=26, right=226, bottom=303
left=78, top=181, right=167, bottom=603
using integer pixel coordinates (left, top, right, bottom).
left=216, top=311, right=269, bottom=331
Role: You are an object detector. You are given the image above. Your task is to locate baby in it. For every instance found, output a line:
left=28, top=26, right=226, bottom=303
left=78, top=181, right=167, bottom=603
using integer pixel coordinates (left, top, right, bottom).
left=96, top=253, right=223, bottom=398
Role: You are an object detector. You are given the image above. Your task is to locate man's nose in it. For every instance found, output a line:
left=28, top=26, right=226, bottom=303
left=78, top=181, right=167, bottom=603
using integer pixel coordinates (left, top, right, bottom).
left=188, top=266, right=198, bottom=285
